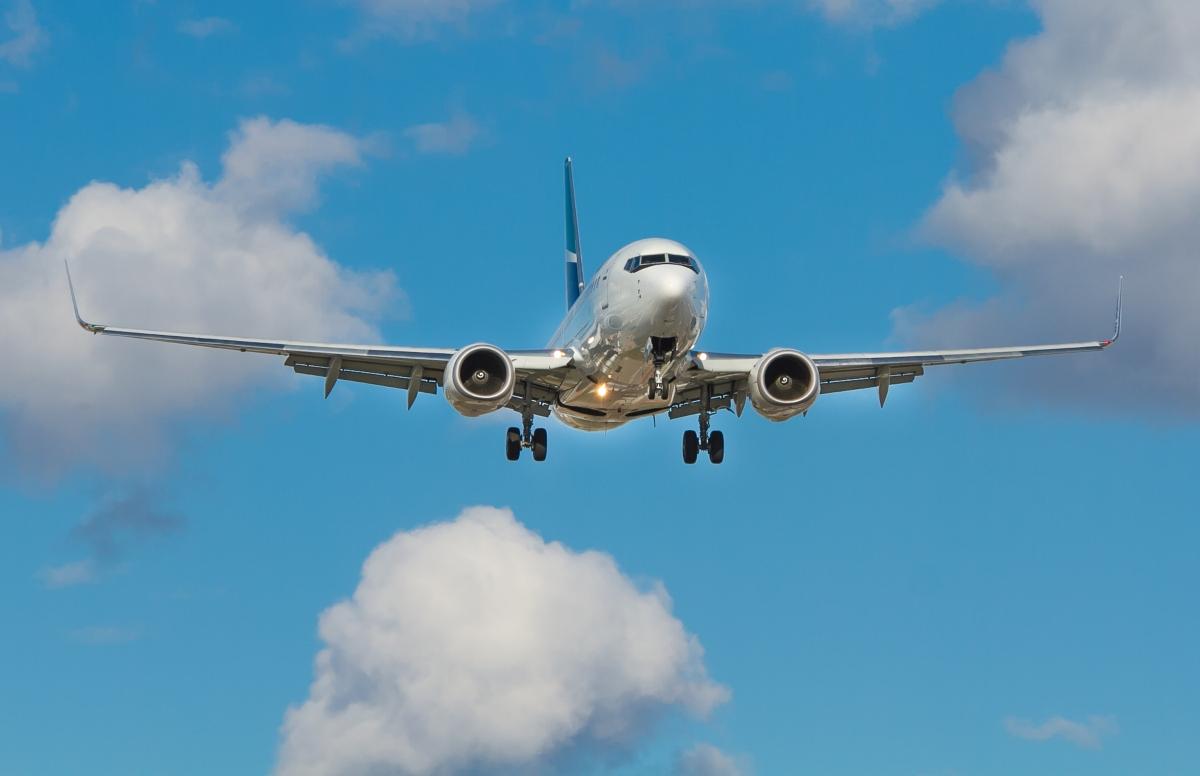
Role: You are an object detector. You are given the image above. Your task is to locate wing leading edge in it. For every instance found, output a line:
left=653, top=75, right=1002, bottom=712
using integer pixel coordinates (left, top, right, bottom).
left=680, top=278, right=1123, bottom=410
left=65, top=261, right=573, bottom=405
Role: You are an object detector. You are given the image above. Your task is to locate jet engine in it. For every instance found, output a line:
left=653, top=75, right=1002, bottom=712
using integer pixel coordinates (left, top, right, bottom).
left=443, top=343, right=516, bottom=417
left=748, top=348, right=820, bottom=421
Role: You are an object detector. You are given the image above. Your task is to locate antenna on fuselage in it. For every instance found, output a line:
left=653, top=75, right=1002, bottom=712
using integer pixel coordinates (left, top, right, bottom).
left=564, top=157, right=585, bottom=310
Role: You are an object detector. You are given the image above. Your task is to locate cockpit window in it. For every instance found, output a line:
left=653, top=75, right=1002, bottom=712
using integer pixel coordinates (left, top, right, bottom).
left=622, top=253, right=699, bottom=274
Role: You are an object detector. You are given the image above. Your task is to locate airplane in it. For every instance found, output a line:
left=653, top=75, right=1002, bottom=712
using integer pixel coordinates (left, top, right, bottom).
left=65, top=158, right=1122, bottom=464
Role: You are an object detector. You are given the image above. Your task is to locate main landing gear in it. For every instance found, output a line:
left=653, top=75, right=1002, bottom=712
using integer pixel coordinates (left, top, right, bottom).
left=682, top=400, right=724, bottom=465
left=506, top=405, right=548, bottom=462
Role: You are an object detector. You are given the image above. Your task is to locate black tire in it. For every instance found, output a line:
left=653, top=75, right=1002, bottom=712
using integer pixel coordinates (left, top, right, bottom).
left=682, top=430, right=699, bottom=464
left=708, top=430, right=725, bottom=464
left=506, top=427, right=521, bottom=461
left=531, top=427, right=548, bottom=462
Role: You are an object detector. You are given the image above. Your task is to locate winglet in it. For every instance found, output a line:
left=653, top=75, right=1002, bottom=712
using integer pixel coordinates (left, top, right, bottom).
left=64, top=260, right=105, bottom=333
left=1101, top=275, right=1123, bottom=347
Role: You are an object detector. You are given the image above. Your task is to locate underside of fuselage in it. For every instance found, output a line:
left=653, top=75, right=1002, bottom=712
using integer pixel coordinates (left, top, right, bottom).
left=549, top=237, right=709, bottom=431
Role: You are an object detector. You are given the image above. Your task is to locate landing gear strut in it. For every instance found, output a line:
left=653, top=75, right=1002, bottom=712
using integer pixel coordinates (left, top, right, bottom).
left=507, top=383, right=548, bottom=462
left=648, top=336, right=677, bottom=400
left=682, top=384, right=724, bottom=465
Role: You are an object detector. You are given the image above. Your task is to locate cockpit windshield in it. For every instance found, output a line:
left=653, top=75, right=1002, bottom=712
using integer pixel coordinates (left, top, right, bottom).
left=623, top=253, right=699, bottom=273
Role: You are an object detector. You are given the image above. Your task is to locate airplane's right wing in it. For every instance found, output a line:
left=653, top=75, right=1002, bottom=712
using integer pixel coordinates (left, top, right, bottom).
left=65, top=262, right=576, bottom=410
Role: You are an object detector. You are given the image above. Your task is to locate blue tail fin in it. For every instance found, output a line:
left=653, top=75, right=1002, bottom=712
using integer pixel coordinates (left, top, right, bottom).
left=564, top=157, right=584, bottom=309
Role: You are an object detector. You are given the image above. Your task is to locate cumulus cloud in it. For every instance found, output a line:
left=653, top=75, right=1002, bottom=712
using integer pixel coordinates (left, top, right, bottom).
left=216, top=117, right=373, bottom=215
left=277, top=506, right=728, bottom=776
left=901, top=0, right=1200, bottom=414
left=1004, top=714, right=1118, bottom=749
left=177, top=16, right=237, bottom=39
left=676, top=743, right=748, bottom=776
left=0, top=0, right=47, bottom=67
left=403, top=112, right=482, bottom=155
left=0, top=116, right=395, bottom=478
left=39, top=491, right=184, bottom=588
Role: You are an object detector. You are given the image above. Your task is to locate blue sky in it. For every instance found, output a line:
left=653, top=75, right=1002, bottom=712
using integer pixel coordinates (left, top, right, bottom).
left=2, top=1, right=1198, bottom=774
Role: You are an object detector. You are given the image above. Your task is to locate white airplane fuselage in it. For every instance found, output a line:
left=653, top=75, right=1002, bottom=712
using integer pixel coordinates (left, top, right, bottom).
left=548, top=237, right=708, bottom=430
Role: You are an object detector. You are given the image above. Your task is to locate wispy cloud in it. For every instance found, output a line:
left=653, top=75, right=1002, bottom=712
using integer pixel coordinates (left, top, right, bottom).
left=1004, top=715, right=1118, bottom=749
left=39, top=491, right=183, bottom=589
left=0, top=0, right=48, bottom=68
left=177, top=16, right=237, bottom=39
left=808, top=0, right=940, bottom=27
left=676, top=743, right=750, bottom=776
left=347, top=0, right=502, bottom=41
left=72, top=490, right=184, bottom=561
left=39, top=559, right=97, bottom=589
left=239, top=73, right=289, bottom=98
left=69, top=625, right=142, bottom=645
left=403, top=112, right=482, bottom=155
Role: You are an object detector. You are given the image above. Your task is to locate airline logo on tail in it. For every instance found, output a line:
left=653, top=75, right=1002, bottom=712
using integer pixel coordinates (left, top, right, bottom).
left=564, top=156, right=585, bottom=309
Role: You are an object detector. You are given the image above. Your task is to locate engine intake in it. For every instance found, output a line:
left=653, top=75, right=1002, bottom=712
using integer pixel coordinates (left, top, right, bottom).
left=748, top=348, right=820, bottom=421
left=443, top=343, right=516, bottom=417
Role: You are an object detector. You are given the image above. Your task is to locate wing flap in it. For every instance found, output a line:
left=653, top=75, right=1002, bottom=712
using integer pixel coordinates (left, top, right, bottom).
left=820, top=369, right=919, bottom=396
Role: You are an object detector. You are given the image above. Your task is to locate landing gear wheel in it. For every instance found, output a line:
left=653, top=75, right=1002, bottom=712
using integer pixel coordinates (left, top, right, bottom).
left=505, top=427, right=521, bottom=461
left=682, top=430, right=699, bottom=464
left=707, top=430, right=725, bottom=464
left=531, top=427, right=548, bottom=462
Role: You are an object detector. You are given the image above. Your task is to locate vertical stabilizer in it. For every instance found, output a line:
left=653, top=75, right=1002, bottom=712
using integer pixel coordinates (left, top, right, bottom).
left=564, top=157, right=585, bottom=309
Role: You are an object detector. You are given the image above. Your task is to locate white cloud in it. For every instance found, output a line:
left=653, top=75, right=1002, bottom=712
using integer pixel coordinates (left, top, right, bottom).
left=277, top=506, right=728, bottom=776
left=39, top=559, right=97, bottom=589
left=403, top=112, right=482, bottom=155
left=350, top=0, right=502, bottom=39
left=69, top=625, right=142, bottom=645
left=0, top=0, right=47, bottom=67
left=39, top=491, right=185, bottom=588
left=676, top=743, right=749, bottom=776
left=0, top=116, right=395, bottom=478
left=808, top=0, right=939, bottom=27
left=1004, top=714, right=1118, bottom=749
left=900, top=0, right=1200, bottom=414
left=177, top=16, right=237, bottom=39
left=216, top=117, right=372, bottom=215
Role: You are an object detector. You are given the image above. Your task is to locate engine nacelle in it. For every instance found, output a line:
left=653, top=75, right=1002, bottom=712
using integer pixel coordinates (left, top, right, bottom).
left=443, top=343, right=516, bottom=417
left=748, top=348, right=820, bottom=421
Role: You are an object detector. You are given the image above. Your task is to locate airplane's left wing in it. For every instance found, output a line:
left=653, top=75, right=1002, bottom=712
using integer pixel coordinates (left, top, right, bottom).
left=672, top=280, right=1122, bottom=417
left=66, top=262, right=574, bottom=408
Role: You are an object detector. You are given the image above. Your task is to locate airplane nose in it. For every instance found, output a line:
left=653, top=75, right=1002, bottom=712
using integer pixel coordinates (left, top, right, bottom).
left=655, top=268, right=693, bottom=303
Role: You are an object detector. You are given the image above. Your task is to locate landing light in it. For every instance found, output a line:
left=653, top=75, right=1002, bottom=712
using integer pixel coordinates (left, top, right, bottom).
left=698, top=352, right=709, bottom=361
left=596, top=383, right=608, bottom=397
left=552, top=349, right=564, bottom=358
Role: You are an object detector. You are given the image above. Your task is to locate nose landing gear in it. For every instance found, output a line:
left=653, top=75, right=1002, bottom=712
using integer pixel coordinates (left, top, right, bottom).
left=648, top=336, right=677, bottom=400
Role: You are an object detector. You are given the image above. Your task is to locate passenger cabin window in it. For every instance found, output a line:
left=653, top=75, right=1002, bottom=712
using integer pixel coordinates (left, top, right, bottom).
left=622, top=253, right=699, bottom=274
